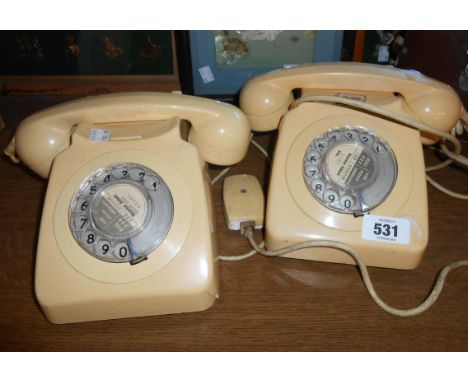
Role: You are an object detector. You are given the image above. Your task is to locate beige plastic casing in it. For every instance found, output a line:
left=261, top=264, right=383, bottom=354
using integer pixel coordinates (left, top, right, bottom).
left=9, top=92, right=250, bottom=178
left=223, top=174, right=264, bottom=230
left=238, top=62, right=466, bottom=269
left=265, top=102, right=428, bottom=269
left=240, top=62, right=464, bottom=144
left=9, top=92, right=252, bottom=324
left=35, top=118, right=220, bottom=323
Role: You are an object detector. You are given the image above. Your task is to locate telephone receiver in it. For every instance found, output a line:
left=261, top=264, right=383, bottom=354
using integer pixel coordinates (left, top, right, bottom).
left=8, top=92, right=250, bottom=178
left=240, top=62, right=465, bottom=143
left=239, top=62, right=465, bottom=270
left=6, top=92, right=251, bottom=324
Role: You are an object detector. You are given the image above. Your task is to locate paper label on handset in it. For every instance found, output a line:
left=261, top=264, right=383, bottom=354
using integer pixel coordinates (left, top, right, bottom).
left=89, top=128, right=111, bottom=142
left=362, top=214, right=410, bottom=245
left=335, top=93, right=366, bottom=103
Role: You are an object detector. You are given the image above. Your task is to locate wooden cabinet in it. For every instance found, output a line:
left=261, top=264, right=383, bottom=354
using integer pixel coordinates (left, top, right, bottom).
left=397, top=30, right=468, bottom=105
left=0, top=31, right=181, bottom=95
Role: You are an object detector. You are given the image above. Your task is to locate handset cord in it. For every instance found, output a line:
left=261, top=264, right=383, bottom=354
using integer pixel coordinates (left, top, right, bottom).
left=291, top=94, right=466, bottom=165
left=240, top=224, right=468, bottom=317
left=292, top=95, right=468, bottom=199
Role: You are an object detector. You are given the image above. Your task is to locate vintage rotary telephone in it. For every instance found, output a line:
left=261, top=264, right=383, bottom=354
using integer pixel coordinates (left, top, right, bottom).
left=231, top=62, right=468, bottom=316
left=6, top=92, right=250, bottom=324
left=6, top=64, right=468, bottom=322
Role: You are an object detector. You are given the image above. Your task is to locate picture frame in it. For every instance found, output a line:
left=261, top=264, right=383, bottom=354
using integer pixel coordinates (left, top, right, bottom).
left=188, top=30, right=344, bottom=98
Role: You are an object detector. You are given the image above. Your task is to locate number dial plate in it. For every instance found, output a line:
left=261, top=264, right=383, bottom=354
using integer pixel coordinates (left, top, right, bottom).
left=69, top=163, right=173, bottom=264
left=302, top=126, right=397, bottom=214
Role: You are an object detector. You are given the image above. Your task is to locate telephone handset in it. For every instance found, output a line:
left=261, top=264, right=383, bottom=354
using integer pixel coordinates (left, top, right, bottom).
left=7, top=92, right=250, bottom=323
left=9, top=92, right=250, bottom=178
left=240, top=62, right=464, bottom=141
left=240, top=62, right=466, bottom=269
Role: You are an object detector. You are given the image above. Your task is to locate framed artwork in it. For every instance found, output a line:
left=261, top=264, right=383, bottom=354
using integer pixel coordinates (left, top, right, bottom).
left=0, top=31, right=181, bottom=95
left=189, top=30, right=344, bottom=97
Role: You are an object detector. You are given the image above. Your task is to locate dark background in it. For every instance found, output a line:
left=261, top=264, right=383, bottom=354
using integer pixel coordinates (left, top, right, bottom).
left=0, top=31, right=174, bottom=75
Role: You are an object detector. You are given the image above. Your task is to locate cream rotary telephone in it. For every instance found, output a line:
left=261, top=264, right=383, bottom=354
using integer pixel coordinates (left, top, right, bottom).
left=6, top=92, right=250, bottom=324
left=240, top=62, right=466, bottom=269
left=236, top=63, right=468, bottom=316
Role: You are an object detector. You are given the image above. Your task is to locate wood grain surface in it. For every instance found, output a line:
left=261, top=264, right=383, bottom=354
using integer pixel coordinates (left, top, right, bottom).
left=0, top=96, right=467, bottom=351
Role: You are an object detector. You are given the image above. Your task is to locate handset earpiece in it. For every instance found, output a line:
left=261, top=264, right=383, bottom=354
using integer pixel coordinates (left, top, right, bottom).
left=401, top=85, right=462, bottom=135
left=13, top=106, right=79, bottom=178
left=240, top=80, right=293, bottom=132
left=185, top=99, right=250, bottom=166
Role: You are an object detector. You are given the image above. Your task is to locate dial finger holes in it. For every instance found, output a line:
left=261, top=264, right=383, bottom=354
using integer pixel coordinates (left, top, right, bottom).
left=302, top=126, right=397, bottom=214
left=69, top=163, right=174, bottom=264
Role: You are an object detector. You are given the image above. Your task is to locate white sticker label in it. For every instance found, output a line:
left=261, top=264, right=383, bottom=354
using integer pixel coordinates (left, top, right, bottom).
left=377, top=45, right=390, bottom=63
left=326, top=143, right=367, bottom=187
left=335, top=93, right=367, bottom=102
left=362, top=214, right=410, bottom=245
left=89, top=128, right=111, bottom=142
left=198, top=65, right=215, bottom=84
left=101, top=184, right=147, bottom=230
left=402, top=69, right=424, bottom=80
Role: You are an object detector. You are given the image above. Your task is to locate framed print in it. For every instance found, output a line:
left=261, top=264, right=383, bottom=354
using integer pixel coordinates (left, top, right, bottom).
left=189, top=30, right=344, bottom=97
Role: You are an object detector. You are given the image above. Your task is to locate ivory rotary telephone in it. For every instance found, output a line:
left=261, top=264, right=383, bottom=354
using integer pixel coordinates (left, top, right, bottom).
left=239, top=62, right=466, bottom=271
left=6, top=63, right=467, bottom=322
left=6, top=92, right=250, bottom=324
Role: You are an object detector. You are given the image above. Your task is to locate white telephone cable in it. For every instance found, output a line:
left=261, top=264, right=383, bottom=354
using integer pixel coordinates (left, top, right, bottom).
left=425, top=174, right=468, bottom=200
left=291, top=94, right=466, bottom=165
left=210, top=167, right=232, bottom=186
left=217, top=124, right=466, bottom=315
left=213, top=134, right=269, bottom=260
left=241, top=224, right=468, bottom=317
left=218, top=240, right=264, bottom=261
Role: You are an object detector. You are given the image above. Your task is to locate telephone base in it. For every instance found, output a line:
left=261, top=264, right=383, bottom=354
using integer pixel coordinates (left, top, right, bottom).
left=264, top=102, right=429, bottom=270
left=37, top=283, right=218, bottom=324
left=34, top=118, right=219, bottom=324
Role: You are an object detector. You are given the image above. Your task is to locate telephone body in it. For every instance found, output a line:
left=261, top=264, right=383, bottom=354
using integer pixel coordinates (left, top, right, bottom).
left=8, top=92, right=250, bottom=323
left=240, top=62, right=465, bottom=269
